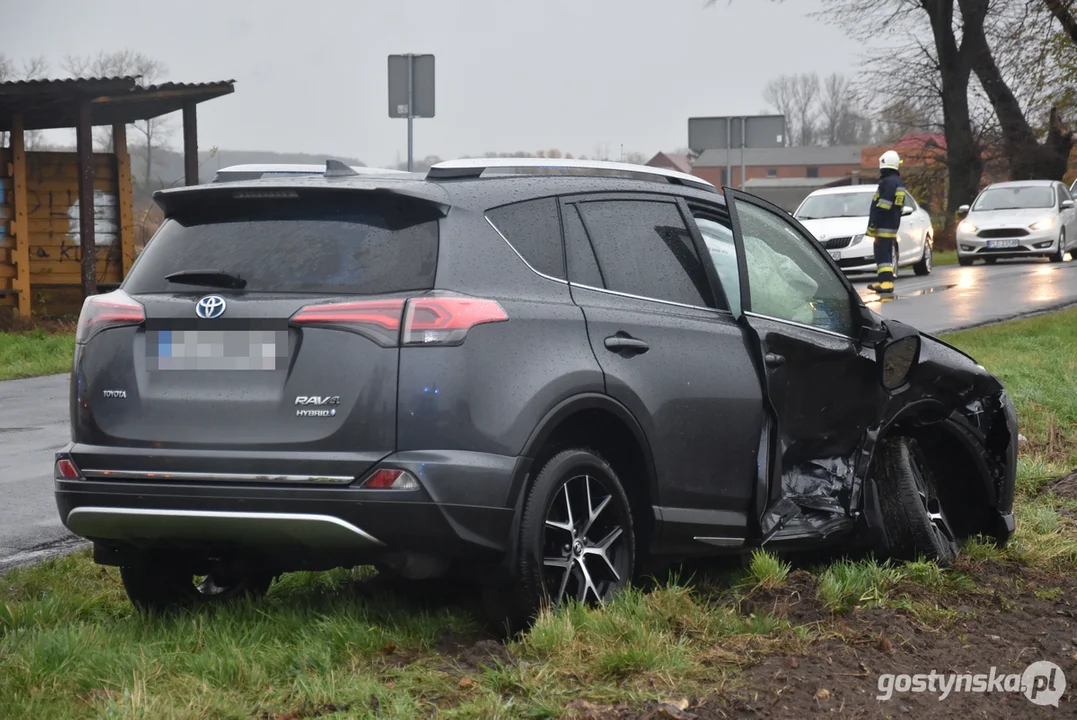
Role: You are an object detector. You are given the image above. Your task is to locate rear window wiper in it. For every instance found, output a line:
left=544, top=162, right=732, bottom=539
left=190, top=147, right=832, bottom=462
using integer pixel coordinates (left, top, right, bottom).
left=164, top=269, right=248, bottom=289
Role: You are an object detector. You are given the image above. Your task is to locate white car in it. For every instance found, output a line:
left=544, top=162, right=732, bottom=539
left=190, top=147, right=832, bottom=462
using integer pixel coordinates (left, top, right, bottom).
left=793, top=184, right=934, bottom=276
left=956, top=180, right=1075, bottom=265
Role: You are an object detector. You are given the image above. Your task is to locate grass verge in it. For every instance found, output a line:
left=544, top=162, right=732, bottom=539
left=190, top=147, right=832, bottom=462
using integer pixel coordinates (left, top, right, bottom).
left=0, top=316, right=76, bottom=381
left=932, top=249, right=958, bottom=267
left=0, top=330, right=76, bottom=381
left=2, top=311, right=1077, bottom=717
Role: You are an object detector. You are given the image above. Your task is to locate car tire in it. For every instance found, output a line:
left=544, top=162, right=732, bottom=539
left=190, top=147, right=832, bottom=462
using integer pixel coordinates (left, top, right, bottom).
left=119, top=565, right=273, bottom=613
left=913, top=236, right=932, bottom=276
left=510, top=448, right=635, bottom=627
left=984, top=257, right=998, bottom=265
left=958, top=255, right=973, bottom=267
left=872, top=437, right=959, bottom=566
left=1050, top=228, right=1067, bottom=263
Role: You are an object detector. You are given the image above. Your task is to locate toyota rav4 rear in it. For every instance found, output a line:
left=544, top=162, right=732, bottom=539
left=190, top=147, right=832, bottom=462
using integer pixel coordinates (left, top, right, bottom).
left=54, top=176, right=541, bottom=609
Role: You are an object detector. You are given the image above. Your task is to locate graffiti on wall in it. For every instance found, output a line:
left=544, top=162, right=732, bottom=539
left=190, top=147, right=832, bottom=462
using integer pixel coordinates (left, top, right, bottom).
left=67, top=190, right=119, bottom=247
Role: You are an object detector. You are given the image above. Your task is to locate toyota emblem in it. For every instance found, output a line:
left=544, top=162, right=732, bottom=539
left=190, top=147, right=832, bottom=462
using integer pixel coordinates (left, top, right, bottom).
left=195, top=295, right=227, bottom=319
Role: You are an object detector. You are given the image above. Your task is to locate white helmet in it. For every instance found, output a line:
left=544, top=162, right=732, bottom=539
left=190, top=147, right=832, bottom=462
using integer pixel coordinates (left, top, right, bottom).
left=879, top=150, right=901, bottom=171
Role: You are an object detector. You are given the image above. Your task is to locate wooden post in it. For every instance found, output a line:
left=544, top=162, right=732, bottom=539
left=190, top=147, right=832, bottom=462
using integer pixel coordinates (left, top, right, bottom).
left=10, top=115, right=31, bottom=317
left=76, top=100, right=97, bottom=297
left=113, top=123, right=136, bottom=275
left=182, top=102, right=198, bottom=186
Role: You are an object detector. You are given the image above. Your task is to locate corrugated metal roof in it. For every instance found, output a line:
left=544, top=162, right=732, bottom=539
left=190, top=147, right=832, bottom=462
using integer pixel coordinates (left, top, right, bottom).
left=139, top=80, right=236, bottom=92
left=0, top=76, right=138, bottom=94
left=0, top=77, right=236, bottom=131
left=694, top=145, right=862, bottom=168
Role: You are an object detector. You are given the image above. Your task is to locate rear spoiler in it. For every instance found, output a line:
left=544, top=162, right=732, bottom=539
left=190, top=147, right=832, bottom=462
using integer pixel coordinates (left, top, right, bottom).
left=153, top=160, right=451, bottom=217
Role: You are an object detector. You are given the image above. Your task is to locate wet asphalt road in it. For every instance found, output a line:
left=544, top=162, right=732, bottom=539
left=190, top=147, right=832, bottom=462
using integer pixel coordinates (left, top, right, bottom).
left=2, top=257, right=1076, bottom=570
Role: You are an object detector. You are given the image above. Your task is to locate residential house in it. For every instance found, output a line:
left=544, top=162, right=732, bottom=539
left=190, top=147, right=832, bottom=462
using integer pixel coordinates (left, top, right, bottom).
left=644, top=151, right=694, bottom=174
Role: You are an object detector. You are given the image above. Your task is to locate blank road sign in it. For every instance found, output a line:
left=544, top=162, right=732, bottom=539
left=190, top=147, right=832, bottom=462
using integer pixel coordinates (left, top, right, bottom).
left=688, top=115, right=785, bottom=153
left=388, top=54, right=435, bottom=118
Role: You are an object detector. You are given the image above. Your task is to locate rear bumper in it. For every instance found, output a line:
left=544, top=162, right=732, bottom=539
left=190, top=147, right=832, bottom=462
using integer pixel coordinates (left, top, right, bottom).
left=55, top=447, right=522, bottom=570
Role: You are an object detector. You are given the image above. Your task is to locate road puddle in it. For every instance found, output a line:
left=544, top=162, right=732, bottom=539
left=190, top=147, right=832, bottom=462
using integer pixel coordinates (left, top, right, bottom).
left=863, top=284, right=959, bottom=304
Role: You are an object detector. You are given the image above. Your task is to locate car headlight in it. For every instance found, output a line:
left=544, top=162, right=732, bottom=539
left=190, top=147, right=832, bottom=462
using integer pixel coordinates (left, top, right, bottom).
left=1030, top=217, right=1056, bottom=231
left=850, top=234, right=865, bottom=245
left=958, top=221, right=979, bottom=234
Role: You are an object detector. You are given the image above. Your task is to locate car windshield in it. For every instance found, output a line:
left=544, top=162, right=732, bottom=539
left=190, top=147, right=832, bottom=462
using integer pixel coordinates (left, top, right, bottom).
left=795, top=192, right=874, bottom=220
left=973, top=186, right=1054, bottom=211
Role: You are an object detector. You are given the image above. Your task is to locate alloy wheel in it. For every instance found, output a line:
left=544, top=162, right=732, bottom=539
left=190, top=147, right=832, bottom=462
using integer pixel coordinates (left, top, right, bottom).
left=909, top=456, right=956, bottom=553
left=541, top=473, right=631, bottom=606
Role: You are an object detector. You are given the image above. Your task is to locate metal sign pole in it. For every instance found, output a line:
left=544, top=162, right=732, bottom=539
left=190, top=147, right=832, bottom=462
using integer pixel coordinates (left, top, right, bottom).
left=725, top=121, right=731, bottom=188
left=740, top=117, right=746, bottom=190
left=407, top=54, right=414, bottom=172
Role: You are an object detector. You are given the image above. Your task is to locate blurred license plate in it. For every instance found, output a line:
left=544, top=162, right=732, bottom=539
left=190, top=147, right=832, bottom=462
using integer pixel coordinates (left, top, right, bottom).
left=986, top=239, right=1019, bottom=249
left=147, top=330, right=289, bottom=371
left=828, top=251, right=841, bottom=260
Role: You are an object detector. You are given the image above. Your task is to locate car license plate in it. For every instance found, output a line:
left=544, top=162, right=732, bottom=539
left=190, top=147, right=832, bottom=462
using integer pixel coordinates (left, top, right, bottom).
left=829, top=251, right=841, bottom=260
left=986, top=239, right=1019, bottom=249
left=147, top=330, right=289, bottom=371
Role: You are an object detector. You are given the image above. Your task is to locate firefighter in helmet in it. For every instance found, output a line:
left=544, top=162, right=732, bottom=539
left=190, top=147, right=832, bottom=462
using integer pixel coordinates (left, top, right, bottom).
left=867, top=150, right=905, bottom=294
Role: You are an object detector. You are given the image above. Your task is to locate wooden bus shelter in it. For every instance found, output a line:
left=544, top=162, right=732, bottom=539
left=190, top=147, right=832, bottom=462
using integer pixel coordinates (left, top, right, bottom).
left=0, top=76, right=234, bottom=317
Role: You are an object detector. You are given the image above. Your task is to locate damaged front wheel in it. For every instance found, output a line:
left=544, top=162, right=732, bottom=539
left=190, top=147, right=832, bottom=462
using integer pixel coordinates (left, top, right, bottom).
left=874, top=437, right=959, bottom=565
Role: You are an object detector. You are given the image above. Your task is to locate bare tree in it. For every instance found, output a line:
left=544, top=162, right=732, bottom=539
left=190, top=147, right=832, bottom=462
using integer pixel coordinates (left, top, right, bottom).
left=819, top=73, right=854, bottom=146
left=957, top=0, right=1073, bottom=179
left=791, top=73, right=821, bottom=145
left=762, top=76, right=797, bottom=146
left=762, top=73, right=821, bottom=145
left=62, top=50, right=173, bottom=182
left=0, top=54, right=51, bottom=149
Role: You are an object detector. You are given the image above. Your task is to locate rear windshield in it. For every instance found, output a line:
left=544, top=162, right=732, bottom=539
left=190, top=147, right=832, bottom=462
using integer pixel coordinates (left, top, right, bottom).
left=795, top=192, right=874, bottom=220
left=124, top=196, right=439, bottom=295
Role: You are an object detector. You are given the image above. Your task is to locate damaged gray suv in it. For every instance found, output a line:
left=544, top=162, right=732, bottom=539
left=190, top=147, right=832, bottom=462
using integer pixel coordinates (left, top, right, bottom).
left=55, top=158, right=1017, bottom=626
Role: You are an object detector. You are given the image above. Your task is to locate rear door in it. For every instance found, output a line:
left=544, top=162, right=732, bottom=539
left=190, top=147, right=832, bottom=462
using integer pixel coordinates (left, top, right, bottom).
left=721, top=189, right=882, bottom=525
left=563, top=193, right=764, bottom=544
left=71, top=191, right=441, bottom=480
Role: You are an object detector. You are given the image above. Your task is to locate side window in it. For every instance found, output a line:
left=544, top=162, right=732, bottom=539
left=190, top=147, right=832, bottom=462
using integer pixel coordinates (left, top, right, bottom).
left=690, top=209, right=741, bottom=316
left=577, top=199, right=717, bottom=308
left=562, top=203, right=604, bottom=288
left=486, top=197, right=565, bottom=279
left=730, top=198, right=856, bottom=336
left=1058, top=183, right=1072, bottom=204
left=903, top=193, right=917, bottom=211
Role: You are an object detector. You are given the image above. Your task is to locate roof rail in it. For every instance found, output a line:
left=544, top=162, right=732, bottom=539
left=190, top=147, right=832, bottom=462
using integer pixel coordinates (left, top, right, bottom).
left=426, top=158, right=716, bottom=193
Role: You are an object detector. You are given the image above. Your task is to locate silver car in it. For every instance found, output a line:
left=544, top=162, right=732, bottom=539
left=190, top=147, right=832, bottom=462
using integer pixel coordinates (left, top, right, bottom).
left=794, top=185, right=934, bottom=276
left=956, top=180, right=1076, bottom=265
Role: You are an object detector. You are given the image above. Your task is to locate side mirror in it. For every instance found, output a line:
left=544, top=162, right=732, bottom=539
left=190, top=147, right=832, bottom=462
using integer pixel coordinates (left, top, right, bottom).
left=857, top=304, right=888, bottom=346
left=957, top=204, right=971, bottom=217
left=901, top=205, right=914, bottom=216
left=1063, top=199, right=1074, bottom=210
left=876, top=321, right=922, bottom=392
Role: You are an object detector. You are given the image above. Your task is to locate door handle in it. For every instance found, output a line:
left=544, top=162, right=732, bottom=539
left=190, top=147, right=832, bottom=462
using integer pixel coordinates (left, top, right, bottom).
left=604, top=334, right=650, bottom=354
left=765, top=353, right=785, bottom=367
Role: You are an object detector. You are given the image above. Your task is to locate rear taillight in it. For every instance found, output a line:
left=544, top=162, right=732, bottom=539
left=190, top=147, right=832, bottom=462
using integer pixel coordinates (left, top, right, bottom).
left=75, top=289, right=145, bottom=343
left=359, top=468, right=419, bottom=490
left=291, top=299, right=406, bottom=346
left=290, top=293, right=507, bottom=347
left=55, top=456, right=82, bottom=480
left=402, top=295, right=508, bottom=347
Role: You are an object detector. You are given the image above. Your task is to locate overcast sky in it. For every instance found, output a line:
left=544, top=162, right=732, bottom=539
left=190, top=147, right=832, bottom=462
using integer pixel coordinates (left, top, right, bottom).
left=8, top=0, right=866, bottom=167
